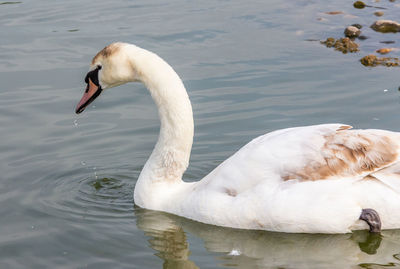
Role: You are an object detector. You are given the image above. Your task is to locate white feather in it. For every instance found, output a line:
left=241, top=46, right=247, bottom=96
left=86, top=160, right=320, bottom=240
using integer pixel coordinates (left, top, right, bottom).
left=87, top=42, right=400, bottom=233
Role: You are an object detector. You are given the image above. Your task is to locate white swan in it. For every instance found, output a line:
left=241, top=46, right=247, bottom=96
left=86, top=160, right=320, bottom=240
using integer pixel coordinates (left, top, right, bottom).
left=76, top=42, right=400, bottom=233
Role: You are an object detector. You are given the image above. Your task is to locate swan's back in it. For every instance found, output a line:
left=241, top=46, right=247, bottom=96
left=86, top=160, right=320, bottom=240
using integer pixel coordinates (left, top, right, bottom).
left=177, top=124, right=400, bottom=233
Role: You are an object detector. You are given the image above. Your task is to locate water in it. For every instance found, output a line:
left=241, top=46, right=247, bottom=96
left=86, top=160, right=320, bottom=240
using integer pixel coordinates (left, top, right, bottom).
left=1, top=0, right=400, bottom=268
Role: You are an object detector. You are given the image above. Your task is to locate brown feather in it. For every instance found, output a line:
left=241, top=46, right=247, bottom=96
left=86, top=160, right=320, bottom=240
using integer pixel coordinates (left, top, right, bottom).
left=283, top=129, right=398, bottom=181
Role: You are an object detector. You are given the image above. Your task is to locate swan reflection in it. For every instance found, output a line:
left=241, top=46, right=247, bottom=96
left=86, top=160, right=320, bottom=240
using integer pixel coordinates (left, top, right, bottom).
left=135, top=207, right=400, bottom=268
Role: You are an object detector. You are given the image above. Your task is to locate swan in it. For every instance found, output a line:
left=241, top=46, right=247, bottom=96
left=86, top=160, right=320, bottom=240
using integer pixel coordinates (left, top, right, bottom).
left=75, top=42, right=400, bottom=233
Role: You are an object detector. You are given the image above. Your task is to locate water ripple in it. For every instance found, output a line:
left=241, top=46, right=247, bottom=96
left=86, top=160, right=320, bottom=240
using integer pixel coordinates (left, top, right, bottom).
left=35, top=167, right=136, bottom=223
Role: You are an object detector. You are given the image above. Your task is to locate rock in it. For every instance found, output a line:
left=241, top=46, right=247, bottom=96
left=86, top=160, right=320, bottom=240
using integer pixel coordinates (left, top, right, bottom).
left=354, top=1, right=366, bottom=8
left=374, top=11, right=384, bottom=16
left=352, top=23, right=363, bottom=29
left=371, top=20, right=400, bottom=33
left=321, top=37, right=359, bottom=53
left=344, top=26, right=361, bottom=38
left=361, top=55, right=378, bottom=66
left=321, top=37, right=336, bottom=47
left=360, top=54, right=400, bottom=66
left=376, top=48, right=393, bottom=54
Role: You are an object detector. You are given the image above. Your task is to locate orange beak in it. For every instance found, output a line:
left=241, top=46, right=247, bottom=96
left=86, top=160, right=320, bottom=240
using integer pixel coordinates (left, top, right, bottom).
left=75, top=78, right=103, bottom=114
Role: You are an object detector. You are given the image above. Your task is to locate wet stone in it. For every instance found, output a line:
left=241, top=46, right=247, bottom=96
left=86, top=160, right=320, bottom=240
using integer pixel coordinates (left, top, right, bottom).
left=344, top=26, right=361, bottom=38
left=360, top=54, right=400, bottom=66
left=352, top=23, right=363, bottom=29
left=321, top=37, right=360, bottom=53
left=376, top=48, right=393, bottom=54
left=354, top=1, right=366, bottom=8
left=374, top=11, right=384, bottom=16
left=371, top=20, right=400, bottom=33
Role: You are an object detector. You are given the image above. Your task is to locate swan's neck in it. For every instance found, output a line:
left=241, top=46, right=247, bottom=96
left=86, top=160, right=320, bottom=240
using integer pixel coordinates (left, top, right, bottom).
left=131, top=47, right=194, bottom=207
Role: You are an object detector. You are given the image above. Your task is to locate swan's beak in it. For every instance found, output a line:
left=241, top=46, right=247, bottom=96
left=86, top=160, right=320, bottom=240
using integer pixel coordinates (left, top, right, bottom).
left=75, top=78, right=103, bottom=114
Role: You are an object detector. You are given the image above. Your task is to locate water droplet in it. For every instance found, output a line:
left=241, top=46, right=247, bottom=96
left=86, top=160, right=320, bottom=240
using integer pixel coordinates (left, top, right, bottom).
left=80, top=161, right=86, bottom=166
left=63, top=251, right=68, bottom=255
left=93, top=167, right=96, bottom=170
left=31, top=225, right=35, bottom=229
left=92, top=105, right=96, bottom=108
left=73, top=119, right=78, bottom=127
left=373, top=117, right=380, bottom=121
left=384, top=89, right=388, bottom=92
left=94, top=171, right=98, bottom=180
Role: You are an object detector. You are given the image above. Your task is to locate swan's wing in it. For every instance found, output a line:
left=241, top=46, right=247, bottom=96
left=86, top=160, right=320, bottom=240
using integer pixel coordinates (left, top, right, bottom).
left=200, top=124, right=400, bottom=193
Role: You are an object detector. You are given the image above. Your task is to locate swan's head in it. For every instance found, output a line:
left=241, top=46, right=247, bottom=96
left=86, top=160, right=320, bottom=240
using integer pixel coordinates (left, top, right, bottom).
left=75, top=42, right=139, bottom=114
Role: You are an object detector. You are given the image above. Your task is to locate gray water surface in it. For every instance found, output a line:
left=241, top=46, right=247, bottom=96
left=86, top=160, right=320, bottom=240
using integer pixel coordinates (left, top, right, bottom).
left=1, top=0, right=400, bottom=268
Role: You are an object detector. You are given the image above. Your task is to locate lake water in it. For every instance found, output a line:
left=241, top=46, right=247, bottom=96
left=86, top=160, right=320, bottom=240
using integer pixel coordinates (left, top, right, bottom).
left=2, top=0, right=400, bottom=268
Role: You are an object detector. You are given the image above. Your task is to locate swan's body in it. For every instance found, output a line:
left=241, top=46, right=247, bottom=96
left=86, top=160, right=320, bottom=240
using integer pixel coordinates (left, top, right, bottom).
left=76, top=42, right=400, bottom=233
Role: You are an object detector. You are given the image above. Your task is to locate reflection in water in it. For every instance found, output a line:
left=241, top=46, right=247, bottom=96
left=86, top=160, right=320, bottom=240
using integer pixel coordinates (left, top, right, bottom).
left=135, top=207, right=400, bottom=269
left=135, top=207, right=199, bottom=269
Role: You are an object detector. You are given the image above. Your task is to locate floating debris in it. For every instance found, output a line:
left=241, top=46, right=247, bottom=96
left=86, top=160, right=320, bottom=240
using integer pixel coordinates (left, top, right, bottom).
left=325, top=11, right=344, bottom=15
left=360, top=54, right=400, bottom=66
left=344, top=26, right=361, bottom=38
left=321, top=37, right=359, bottom=53
left=371, top=20, right=400, bottom=33
left=92, top=177, right=114, bottom=191
left=93, top=181, right=102, bottom=190
left=374, top=11, right=384, bottom=16
left=67, top=29, right=79, bottom=32
left=376, top=48, right=394, bottom=54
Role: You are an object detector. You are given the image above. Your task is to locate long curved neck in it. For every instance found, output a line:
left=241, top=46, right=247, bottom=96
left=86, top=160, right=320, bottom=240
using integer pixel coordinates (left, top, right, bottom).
left=130, top=46, right=194, bottom=191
